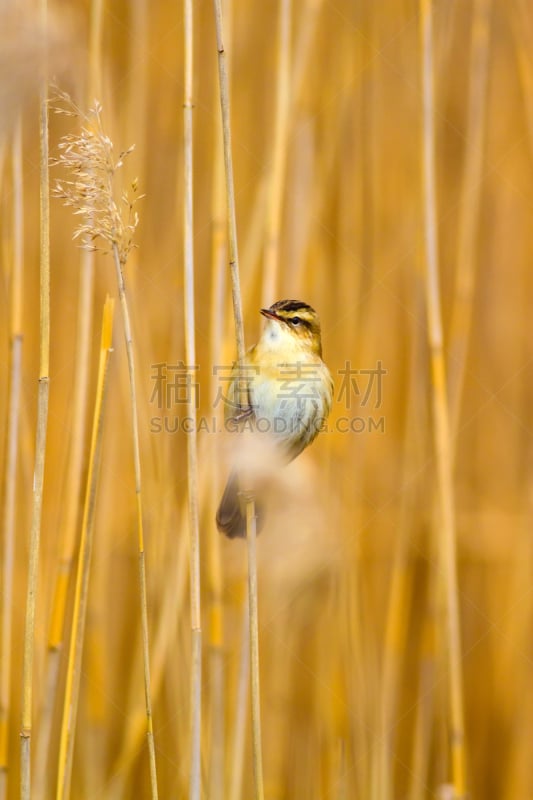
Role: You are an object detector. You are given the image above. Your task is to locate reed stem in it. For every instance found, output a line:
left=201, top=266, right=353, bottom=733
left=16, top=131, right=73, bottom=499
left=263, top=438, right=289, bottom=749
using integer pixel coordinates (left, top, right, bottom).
left=56, top=297, right=114, bottom=800
left=0, top=117, right=24, bottom=800
left=420, top=2, right=466, bottom=795
left=212, top=3, right=265, bottom=796
left=34, top=0, right=103, bottom=781
left=183, top=0, right=202, bottom=796
left=246, top=500, right=264, bottom=800
left=112, top=243, right=159, bottom=799
left=448, top=0, right=491, bottom=438
left=20, top=7, right=50, bottom=792
left=212, top=0, right=245, bottom=364
left=261, top=0, right=292, bottom=305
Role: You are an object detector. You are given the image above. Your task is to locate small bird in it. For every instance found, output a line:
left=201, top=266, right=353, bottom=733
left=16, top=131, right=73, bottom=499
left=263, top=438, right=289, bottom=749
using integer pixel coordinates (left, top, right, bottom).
left=216, top=299, right=333, bottom=538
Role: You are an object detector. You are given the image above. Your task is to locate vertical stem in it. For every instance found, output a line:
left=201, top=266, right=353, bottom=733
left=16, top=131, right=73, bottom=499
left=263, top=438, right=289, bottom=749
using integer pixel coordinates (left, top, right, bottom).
left=104, top=506, right=190, bottom=797
left=126, top=0, right=148, bottom=195
left=212, top=0, right=245, bottom=364
left=34, top=252, right=95, bottom=800
left=448, top=0, right=491, bottom=438
left=419, top=2, right=466, bottom=796
left=112, top=244, right=159, bottom=799
left=408, top=614, right=436, bottom=800
left=378, top=288, right=427, bottom=800
left=35, top=2, right=102, bottom=792
left=88, top=0, right=104, bottom=99
left=0, top=118, right=24, bottom=800
left=183, top=1, right=202, bottom=798
left=34, top=248, right=95, bottom=800
left=212, top=5, right=265, bottom=799
left=208, top=184, right=226, bottom=800
left=514, top=0, right=533, bottom=156
left=228, top=602, right=249, bottom=800
left=20, top=2, right=50, bottom=793
left=56, top=298, right=114, bottom=800
left=207, top=3, right=229, bottom=792
left=246, top=501, right=264, bottom=800
left=261, top=0, right=292, bottom=305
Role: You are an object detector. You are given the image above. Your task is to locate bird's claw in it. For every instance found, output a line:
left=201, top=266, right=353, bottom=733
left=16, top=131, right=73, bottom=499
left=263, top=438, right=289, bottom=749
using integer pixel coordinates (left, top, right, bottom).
left=229, top=406, right=254, bottom=423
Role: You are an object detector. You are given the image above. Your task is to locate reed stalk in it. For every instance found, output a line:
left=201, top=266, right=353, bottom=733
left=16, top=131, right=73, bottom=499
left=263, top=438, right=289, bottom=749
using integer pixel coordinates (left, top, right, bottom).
left=245, top=499, right=264, bottom=800
left=228, top=600, right=250, bottom=800
left=408, top=613, right=436, bottom=800
left=56, top=296, right=114, bottom=800
left=183, top=1, right=202, bottom=796
left=20, top=1, right=50, bottom=792
left=261, top=0, right=292, bottom=305
left=212, top=0, right=245, bottom=364
left=112, top=243, right=159, bottom=799
left=106, top=502, right=189, bottom=796
left=34, top=3, right=103, bottom=793
left=420, top=1, right=466, bottom=795
left=208, top=11, right=228, bottom=792
left=241, top=0, right=320, bottom=302
left=514, top=0, right=533, bottom=153
left=33, top=246, right=95, bottom=800
left=448, top=0, right=491, bottom=438
left=53, top=95, right=159, bottom=798
left=126, top=0, right=148, bottom=230
left=212, top=2, right=265, bottom=797
left=378, top=286, right=428, bottom=800
left=0, top=117, right=24, bottom=800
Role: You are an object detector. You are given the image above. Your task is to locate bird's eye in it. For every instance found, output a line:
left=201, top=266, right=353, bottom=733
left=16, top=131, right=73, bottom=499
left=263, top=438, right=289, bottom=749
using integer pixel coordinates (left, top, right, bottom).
left=290, top=316, right=301, bottom=325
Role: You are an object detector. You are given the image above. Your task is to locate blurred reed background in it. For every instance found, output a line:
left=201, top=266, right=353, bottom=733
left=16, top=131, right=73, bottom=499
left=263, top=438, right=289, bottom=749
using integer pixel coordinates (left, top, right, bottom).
left=1, top=0, right=532, bottom=798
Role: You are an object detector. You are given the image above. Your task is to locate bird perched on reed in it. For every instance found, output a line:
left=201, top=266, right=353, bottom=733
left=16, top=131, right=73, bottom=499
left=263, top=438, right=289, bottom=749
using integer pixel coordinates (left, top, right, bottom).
left=216, top=299, right=333, bottom=538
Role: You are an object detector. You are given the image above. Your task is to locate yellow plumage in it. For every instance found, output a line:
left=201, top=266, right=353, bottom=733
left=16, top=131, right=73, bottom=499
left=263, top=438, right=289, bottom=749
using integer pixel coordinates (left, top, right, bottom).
left=217, top=300, right=333, bottom=537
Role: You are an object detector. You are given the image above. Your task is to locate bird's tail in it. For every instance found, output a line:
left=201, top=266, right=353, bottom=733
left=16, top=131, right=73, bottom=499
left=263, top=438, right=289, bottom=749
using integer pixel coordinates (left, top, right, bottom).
left=216, top=471, right=263, bottom=539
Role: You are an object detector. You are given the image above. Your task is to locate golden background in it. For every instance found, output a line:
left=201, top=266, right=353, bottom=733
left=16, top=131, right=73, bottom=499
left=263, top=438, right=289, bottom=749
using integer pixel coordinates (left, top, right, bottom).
left=0, top=0, right=531, bottom=798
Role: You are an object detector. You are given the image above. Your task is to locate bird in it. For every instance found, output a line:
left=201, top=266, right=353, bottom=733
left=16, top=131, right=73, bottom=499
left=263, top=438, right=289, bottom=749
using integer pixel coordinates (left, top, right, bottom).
left=216, top=299, right=333, bottom=539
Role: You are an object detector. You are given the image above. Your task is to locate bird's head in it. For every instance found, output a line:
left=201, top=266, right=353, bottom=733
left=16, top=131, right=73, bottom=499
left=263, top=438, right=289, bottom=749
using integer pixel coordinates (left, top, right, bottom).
left=260, top=299, right=323, bottom=357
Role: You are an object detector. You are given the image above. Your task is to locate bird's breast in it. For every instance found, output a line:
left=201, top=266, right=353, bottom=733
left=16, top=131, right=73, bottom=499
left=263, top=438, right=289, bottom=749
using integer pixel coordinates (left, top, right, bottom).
left=247, top=352, right=333, bottom=456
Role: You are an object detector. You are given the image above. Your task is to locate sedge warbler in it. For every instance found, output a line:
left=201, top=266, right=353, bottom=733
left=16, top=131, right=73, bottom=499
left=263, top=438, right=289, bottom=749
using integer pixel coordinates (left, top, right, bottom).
left=216, top=299, right=333, bottom=538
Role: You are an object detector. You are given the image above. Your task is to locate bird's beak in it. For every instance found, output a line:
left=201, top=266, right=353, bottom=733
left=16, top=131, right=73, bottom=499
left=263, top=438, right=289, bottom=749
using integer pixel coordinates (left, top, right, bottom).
left=260, top=308, right=282, bottom=323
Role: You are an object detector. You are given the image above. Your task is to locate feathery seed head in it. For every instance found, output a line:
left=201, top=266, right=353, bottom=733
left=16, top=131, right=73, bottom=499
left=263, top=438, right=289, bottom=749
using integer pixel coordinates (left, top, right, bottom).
left=51, top=90, right=142, bottom=266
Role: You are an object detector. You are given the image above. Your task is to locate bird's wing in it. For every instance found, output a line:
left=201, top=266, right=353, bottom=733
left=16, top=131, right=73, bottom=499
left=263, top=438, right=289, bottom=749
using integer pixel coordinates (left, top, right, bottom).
left=224, top=350, right=257, bottom=423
